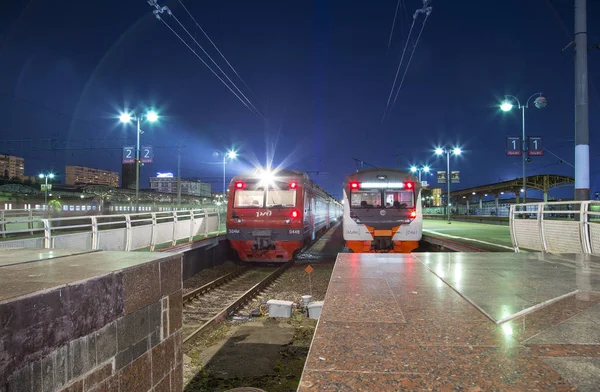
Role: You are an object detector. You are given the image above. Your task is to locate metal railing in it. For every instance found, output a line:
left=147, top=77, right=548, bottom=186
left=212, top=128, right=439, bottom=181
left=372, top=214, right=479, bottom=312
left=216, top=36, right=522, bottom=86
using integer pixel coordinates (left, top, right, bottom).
left=0, top=208, right=226, bottom=251
left=510, top=201, right=600, bottom=253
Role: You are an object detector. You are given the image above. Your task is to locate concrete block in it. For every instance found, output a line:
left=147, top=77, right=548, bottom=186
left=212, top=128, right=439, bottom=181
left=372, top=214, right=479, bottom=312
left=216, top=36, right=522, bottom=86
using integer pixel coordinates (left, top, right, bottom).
left=172, top=363, right=183, bottom=392
left=148, top=300, right=162, bottom=346
left=153, top=372, right=171, bottom=392
left=151, top=334, right=175, bottom=383
left=117, top=312, right=136, bottom=352
left=160, top=256, right=182, bottom=297
left=70, top=337, right=90, bottom=379
left=95, top=322, right=117, bottom=365
left=41, top=353, right=55, bottom=392
left=83, top=362, right=113, bottom=391
left=6, top=364, right=31, bottom=392
left=87, top=332, right=97, bottom=369
left=133, top=305, right=149, bottom=343
left=32, top=359, right=42, bottom=392
left=118, top=352, right=151, bottom=392
left=168, top=291, right=183, bottom=336
left=123, top=262, right=160, bottom=314
left=54, top=345, right=68, bottom=390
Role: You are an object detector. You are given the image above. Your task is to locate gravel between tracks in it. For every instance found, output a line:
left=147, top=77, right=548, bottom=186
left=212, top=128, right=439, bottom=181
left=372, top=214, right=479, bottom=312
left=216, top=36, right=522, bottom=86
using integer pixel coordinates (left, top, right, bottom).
left=183, top=261, right=240, bottom=294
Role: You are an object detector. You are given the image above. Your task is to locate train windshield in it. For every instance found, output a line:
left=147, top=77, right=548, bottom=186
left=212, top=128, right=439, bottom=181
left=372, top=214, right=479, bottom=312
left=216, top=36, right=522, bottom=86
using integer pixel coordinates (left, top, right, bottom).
left=266, top=189, right=296, bottom=207
left=350, top=190, right=382, bottom=208
left=234, top=190, right=264, bottom=208
left=384, top=190, right=414, bottom=209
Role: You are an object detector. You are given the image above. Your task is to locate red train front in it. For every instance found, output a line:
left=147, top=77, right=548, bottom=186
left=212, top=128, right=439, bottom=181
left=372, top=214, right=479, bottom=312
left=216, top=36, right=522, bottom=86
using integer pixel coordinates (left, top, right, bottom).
left=226, top=168, right=340, bottom=262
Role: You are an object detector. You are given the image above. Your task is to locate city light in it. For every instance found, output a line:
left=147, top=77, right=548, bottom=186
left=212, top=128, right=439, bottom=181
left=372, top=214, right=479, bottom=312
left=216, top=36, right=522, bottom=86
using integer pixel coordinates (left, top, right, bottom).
left=119, top=112, right=132, bottom=123
left=410, top=166, right=417, bottom=173
left=227, top=150, right=237, bottom=159
left=435, top=147, right=444, bottom=155
left=500, top=102, right=513, bottom=112
left=423, top=166, right=430, bottom=173
left=146, top=111, right=159, bottom=122
left=453, top=147, right=462, bottom=155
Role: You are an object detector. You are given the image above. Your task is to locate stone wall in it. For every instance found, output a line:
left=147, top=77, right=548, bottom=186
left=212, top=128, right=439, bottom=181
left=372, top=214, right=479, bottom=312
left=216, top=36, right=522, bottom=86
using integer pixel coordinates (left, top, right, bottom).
left=1, top=253, right=184, bottom=392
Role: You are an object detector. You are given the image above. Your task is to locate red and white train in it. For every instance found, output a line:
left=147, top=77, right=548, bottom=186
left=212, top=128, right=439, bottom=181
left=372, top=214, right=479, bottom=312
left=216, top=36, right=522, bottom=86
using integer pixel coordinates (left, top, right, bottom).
left=226, top=168, right=342, bottom=262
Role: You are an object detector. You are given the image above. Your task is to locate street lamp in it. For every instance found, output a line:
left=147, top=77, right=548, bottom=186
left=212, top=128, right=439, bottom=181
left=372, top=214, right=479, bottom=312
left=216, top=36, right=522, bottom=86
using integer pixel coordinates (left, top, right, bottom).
left=410, top=165, right=430, bottom=183
left=500, top=93, right=547, bottom=204
left=435, top=147, right=462, bottom=223
left=119, top=109, right=159, bottom=211
left=213, top=150, right=238, bottom=194
left=38, top=173, right=55, bottom=207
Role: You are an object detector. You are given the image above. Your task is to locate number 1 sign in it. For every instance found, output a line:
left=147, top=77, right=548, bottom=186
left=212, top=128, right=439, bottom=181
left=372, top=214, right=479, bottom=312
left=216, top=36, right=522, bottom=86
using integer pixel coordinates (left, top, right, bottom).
left=506, top=136, right=522, bottom=156
left=528, top=137, right=543, bottom=156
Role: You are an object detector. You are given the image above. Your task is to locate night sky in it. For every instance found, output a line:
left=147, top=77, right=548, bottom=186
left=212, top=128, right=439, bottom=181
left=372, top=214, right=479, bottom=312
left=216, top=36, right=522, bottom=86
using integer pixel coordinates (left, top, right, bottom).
left=1, top=0, right=598, bottom=200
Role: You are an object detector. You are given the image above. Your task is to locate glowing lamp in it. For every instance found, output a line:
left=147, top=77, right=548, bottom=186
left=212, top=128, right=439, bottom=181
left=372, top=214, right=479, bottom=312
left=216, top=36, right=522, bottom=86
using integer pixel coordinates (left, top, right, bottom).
left=350, top=182, right=359, bottom=189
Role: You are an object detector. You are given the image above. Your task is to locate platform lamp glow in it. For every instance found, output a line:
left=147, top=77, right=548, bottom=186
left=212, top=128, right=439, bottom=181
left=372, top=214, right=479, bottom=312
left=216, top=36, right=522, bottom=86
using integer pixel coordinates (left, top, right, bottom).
left=119, top=110, right=159, bottom=211
left=500, top=93, right=547, bottom=204
left=38, top=173, right=55, bottom=206
left=213, top=150, right=238, bottom=194
left=410, top=165, right=430, bottom=183
left=435, top=147, right=462, bottom=224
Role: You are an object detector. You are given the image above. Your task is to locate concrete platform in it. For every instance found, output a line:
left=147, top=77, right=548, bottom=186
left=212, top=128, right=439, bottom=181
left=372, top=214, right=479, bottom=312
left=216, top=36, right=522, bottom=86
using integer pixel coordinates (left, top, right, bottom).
left=423, top=219, right=514, bottom=251
left=299, top=252, right=600, bottom=391
left=0, top=248, right=184, bottom=392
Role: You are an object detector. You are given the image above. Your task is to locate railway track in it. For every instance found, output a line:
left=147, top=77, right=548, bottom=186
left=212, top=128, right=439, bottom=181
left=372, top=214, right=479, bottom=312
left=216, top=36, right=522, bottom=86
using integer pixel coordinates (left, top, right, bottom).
left=182, top=260, right=294, bottom=344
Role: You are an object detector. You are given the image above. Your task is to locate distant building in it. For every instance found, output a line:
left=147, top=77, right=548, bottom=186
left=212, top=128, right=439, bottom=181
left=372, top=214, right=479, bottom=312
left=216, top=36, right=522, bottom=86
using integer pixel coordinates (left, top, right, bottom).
left=0, top=154, right=24, bottom=179
left=431, top=187, right=442, bottom=207
left=149, top=174, right=211, bottom=197
left=121, top=163, right=136, bottom=189
left=65, top=165, right=119, bottom=187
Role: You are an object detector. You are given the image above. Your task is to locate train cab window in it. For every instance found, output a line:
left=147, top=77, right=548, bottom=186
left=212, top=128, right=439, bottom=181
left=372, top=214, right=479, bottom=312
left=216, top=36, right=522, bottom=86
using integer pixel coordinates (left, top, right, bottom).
left=266, top=189, right=296, bottom=207
left=234, top=190, right=264, bottom=208
left=350, top=191, right=381, bottom=208
left=384, top=190, right=414, bottom=209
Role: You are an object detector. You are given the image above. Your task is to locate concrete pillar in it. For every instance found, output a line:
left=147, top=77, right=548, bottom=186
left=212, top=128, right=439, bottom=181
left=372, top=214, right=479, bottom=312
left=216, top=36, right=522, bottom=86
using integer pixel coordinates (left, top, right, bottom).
left=466, top=199, right=469, bottom=215
left=495, top=194, right=499, bottom=216
left=479, top=196, right=483, bottom=209
left=544, top=191, right=548, bottom=202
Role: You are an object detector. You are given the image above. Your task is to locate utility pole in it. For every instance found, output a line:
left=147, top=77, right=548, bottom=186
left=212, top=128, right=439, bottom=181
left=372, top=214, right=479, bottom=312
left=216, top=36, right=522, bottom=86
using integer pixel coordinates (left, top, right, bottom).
left=574, top=0, right=589, bottom=200
left=177, top=145, right=182, bottom=208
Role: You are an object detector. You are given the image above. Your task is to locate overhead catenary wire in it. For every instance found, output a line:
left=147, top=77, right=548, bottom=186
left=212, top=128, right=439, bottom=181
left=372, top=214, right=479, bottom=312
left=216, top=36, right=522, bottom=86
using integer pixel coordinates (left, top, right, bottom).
left=382, top=1, right=432, bottom=124
left=387, top=0, right=402, bottom=49
left=147, top=1, right=265, bottom=121
left=177, top=0, right=259, bottom=100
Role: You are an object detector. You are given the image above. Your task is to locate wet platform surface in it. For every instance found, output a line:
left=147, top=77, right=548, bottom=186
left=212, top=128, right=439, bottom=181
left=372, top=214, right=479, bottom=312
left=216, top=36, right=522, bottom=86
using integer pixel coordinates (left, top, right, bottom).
left=299, top=253, right=600, bottom=391
left=0, top=248, right=169, bottom=302
left=423, top=219, right=513, bottom=251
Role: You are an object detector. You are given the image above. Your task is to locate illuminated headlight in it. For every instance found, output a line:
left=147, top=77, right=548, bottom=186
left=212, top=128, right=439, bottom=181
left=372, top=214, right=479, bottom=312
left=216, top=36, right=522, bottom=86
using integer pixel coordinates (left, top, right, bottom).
left=285, top=218, right=291, bottom=224
left=236, top=218, right=243, bottom=223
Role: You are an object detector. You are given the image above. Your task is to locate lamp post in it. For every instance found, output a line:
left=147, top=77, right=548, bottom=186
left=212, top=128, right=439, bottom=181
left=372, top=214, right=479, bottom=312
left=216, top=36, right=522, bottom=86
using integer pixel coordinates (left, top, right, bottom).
left=410, top=165, right=430, bottom=183
left=119, top=110, right=159, bottom=212
left=435, top=147, right=462, bottom=224
left=38, top=173, right=55, bottom=207
left=500, top=93, right=547, bottom=204
left=213, top=150, right=237, bottom=194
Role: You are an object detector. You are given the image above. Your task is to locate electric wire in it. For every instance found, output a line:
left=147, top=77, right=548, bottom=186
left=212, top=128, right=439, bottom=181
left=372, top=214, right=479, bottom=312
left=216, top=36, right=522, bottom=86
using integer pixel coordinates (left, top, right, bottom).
left=177, top=0, right=258, bottom=100
left=387, top=0, right=401, bottom=49
left=156, top=16, right=259, bottom=117
left=390, top=11, right=431, bottom=109
left=167, top=13, right=265, bottom=120
left=382, top=16, right=417, bottom=123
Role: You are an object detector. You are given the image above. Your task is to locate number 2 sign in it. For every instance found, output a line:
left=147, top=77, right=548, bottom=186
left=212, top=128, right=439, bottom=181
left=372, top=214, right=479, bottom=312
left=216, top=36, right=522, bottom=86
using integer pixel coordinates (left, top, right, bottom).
left=122, top=146, right=135, bottom=164
left=141, top=146, right=154, bottom=163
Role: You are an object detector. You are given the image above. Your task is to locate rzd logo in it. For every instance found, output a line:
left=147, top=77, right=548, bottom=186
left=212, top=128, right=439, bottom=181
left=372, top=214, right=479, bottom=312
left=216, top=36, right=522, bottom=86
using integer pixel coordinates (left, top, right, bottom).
left=256, top=210, right=273, bottom=218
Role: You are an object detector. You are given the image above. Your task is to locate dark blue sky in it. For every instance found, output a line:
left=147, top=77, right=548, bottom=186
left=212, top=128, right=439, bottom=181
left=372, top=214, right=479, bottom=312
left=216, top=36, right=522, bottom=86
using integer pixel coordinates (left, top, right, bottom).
left=1, top=0, right=598, bottom=200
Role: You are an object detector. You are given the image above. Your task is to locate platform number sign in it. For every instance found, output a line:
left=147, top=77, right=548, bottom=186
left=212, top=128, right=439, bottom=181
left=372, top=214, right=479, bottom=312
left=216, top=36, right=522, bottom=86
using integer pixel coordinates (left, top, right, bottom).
left=528, top=137, right=543, bottom=156
left=141, top=146, right=154, bottom=163
left=122, top=146, right=135, bottom=164
left=506, top=136, right=522, bottom=156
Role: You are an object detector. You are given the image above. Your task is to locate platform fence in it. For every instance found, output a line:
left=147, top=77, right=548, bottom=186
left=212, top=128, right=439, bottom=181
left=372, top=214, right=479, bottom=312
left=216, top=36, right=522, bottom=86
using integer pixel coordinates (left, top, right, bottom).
left=510, top=201, right=600, bottom=254
left=0, top=207, right=226, bottom=251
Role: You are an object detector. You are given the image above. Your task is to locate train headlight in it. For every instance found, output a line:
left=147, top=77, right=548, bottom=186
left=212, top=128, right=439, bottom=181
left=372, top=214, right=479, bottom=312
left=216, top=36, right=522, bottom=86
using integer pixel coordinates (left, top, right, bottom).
left=236, top=218, right=243, bottom=223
